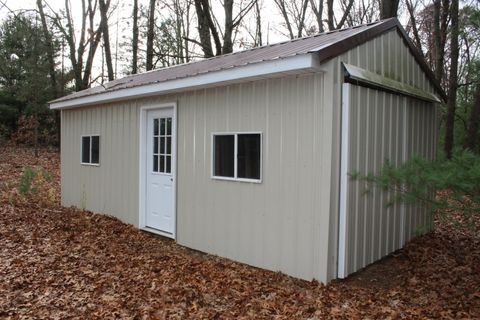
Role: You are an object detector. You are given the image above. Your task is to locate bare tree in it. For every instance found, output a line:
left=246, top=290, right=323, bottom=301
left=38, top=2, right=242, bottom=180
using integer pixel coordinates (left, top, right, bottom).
left=99, top=0, right=114, bottom=81
left=146, top=0, right=156, bottom=70
left=405, top=0, right=424, bottom=56
left=132, top=0, right=139, bottom=74
left=36, top=0, right=57, bottom=96
left=47, top=0, right=104, bottom=91
left=274, top=0, right=309, bottom=39
left=444, top=0, right=459, bottom=158
left=193, top=0, right=256, bottom=57
left=309, top=0, right=324, bottom=33
left=464, top=84, right=480, bottom=150
left=327, top=0, right=354, bottom=30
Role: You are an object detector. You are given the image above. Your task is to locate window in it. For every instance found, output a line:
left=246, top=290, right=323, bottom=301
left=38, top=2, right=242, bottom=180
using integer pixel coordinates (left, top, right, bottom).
left=152, top=117, right=172, bottom=174
left=81, top=135, right=100, bottom=165
left=212, top=133, right=261, bottom=182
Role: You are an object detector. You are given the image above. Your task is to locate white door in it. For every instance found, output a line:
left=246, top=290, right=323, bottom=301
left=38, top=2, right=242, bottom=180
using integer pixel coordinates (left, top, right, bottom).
left=145, top=108, right=175, bottom=234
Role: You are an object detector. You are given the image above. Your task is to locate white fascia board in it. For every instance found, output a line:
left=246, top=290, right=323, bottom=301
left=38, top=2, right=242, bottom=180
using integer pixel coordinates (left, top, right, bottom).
left=50, top=54, right=321, bottom=110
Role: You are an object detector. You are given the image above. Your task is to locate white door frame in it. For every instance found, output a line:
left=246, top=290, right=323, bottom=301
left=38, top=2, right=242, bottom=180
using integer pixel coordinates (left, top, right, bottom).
left=139, top=102, right=177, bottom=239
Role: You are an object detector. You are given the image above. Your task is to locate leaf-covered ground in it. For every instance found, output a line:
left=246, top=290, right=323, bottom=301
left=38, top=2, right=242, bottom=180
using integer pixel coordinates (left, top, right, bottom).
left=0, top=146, right=479, bottom=319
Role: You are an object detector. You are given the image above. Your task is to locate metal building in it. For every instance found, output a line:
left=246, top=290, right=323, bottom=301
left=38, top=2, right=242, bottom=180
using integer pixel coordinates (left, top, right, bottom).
left=50, top=18, right=444, bottom=283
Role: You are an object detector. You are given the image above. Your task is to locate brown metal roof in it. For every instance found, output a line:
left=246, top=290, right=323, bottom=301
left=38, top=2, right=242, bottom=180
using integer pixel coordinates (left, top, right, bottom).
left=51, top=18, right=445, bottom=104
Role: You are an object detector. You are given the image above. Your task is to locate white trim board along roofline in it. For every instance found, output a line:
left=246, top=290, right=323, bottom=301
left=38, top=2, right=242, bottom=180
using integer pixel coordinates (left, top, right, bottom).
left=50, top=54, right=321, bottom=110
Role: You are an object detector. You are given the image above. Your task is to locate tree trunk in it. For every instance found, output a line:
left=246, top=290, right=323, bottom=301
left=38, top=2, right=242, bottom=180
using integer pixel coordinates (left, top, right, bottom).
left=327, top=0, right=334, bottom=30
left=132, top=0, right=139, bottom=74
left=99, top=0, right=114, bottom=81
left=433, top=0, right=442, bottom=82
left=194, top=0, right=214, bottom=57
left=274, top=0, right=294, bottom=39
left=310, top=0, right=324, bottom=33
left=444, top=0, right=459, bottom=159
left=223, top=0, right=234, bottom=54
left=380, top=0, right=400, bottom=19
left=255, top=0, right=262, bottom=45
left=82, top=0, right=104, bottom=88
left=36, top=0, right=57, bottom=97
left=146, top=0, right=156, bottom=71
left=464, top=84, right=480, bottom=150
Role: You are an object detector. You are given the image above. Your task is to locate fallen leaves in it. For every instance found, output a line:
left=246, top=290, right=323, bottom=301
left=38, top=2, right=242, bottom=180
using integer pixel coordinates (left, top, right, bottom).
left=0, top=145, right=479, bottom=319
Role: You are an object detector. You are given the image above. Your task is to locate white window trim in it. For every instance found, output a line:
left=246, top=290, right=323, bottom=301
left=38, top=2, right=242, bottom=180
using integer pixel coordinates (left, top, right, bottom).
left=211, top=132, right=263, bottom=184
left=80, top=134, right=100, bottom=166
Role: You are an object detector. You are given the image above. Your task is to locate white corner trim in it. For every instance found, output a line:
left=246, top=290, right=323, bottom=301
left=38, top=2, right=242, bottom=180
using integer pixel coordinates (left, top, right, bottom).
left=337, top=83, right=350, bottom=279
left=138, top=102, right=177, bottom=240
left=50, top=54, right=321, bottom=110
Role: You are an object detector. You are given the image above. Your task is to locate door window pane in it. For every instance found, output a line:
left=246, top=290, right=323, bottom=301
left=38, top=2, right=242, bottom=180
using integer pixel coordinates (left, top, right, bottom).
left=167, top=118, right=172, bottom=135
left=214, top=135, right=235, bottom=178
left=160, top=118, right=166, bottom=135
left=160, top=155, right=165, bottom=172
left=154, top=119, right=159, bottom=135
left=237, top=134, right=260, bottom=179
left=154, top=137, right=159, bottom=154
left=153, top=155, right=159, bottom=172
left=160, top=137, right=165, bottom=154
left=166, top=156, right=171, bottom=173
left=166, top=137, right=171, bottom=154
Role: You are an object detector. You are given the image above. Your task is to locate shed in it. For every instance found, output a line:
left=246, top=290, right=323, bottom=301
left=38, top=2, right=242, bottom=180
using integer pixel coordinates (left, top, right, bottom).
left=50, top=18, right=444, bottom=283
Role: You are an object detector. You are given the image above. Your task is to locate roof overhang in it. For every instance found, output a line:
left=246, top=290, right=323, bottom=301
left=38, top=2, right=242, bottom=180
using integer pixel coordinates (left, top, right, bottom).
left=50, top=54, right=321, bottom=110
left=343, top=63, right=442, bottom=103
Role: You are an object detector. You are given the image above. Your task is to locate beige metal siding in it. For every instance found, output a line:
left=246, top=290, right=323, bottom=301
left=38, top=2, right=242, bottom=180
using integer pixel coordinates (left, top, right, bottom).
left=326, top=28, right=440, bottom=280
left=176, top=73, right=333, bottom=281
left=339, top=29, right=436, bottom=95
left=61, top=103, right=140, bottom=225
left=61, top=72, right=335, bottom=281
left=343, top=84, right=437, bottom=276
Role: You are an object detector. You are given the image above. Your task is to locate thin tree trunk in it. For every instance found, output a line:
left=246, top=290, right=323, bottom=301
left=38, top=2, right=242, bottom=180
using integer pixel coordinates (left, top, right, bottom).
left=146, top=0, right=156, bottom=71
left=132, top=0, right=139, bottom=74
left=82, top=0, right=104, bottom=88
left=444, top=0, right=459, bottom=159
left=297, top=0, right=309, bottom=38
left=310, top=0, right=324, bottom=33
left=36, top=0, right=57, bottom=96
left=327, top=0, right=334, bottom=30
left=99, top=0, right=114, bottom=81
left=255, top=0, right=262, bottom=46
left=464, top=85, right=480, bottom=150
left=433, top=0, right=442, bottom=82
left=223, top=0, right=234, bottom=54
left=405, top=0, right=424, bottom=56
left=37, top=0, right=60, bottom=146
left=274, top=0, right=294, bottom=39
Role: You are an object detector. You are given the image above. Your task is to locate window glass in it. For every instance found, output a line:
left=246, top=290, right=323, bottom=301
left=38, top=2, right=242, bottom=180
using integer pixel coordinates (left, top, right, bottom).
left=160, top=155, right=165, bottom=172
left=167, top=118, right=172, bottom=135
left=160, top=118, right=166, bottom=135
left=153, top=155, right=159, bottom=172
left=214, top=135, right=235, bottom=178
left=166, top=155, right=171, bottom=173
left=91, top=136, right=100, bottom=164
left=154, top=119, right=159, bottom=135
left=82, top=136, right=90, bottom=163
left=237, top=134, right=260, bottom=179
